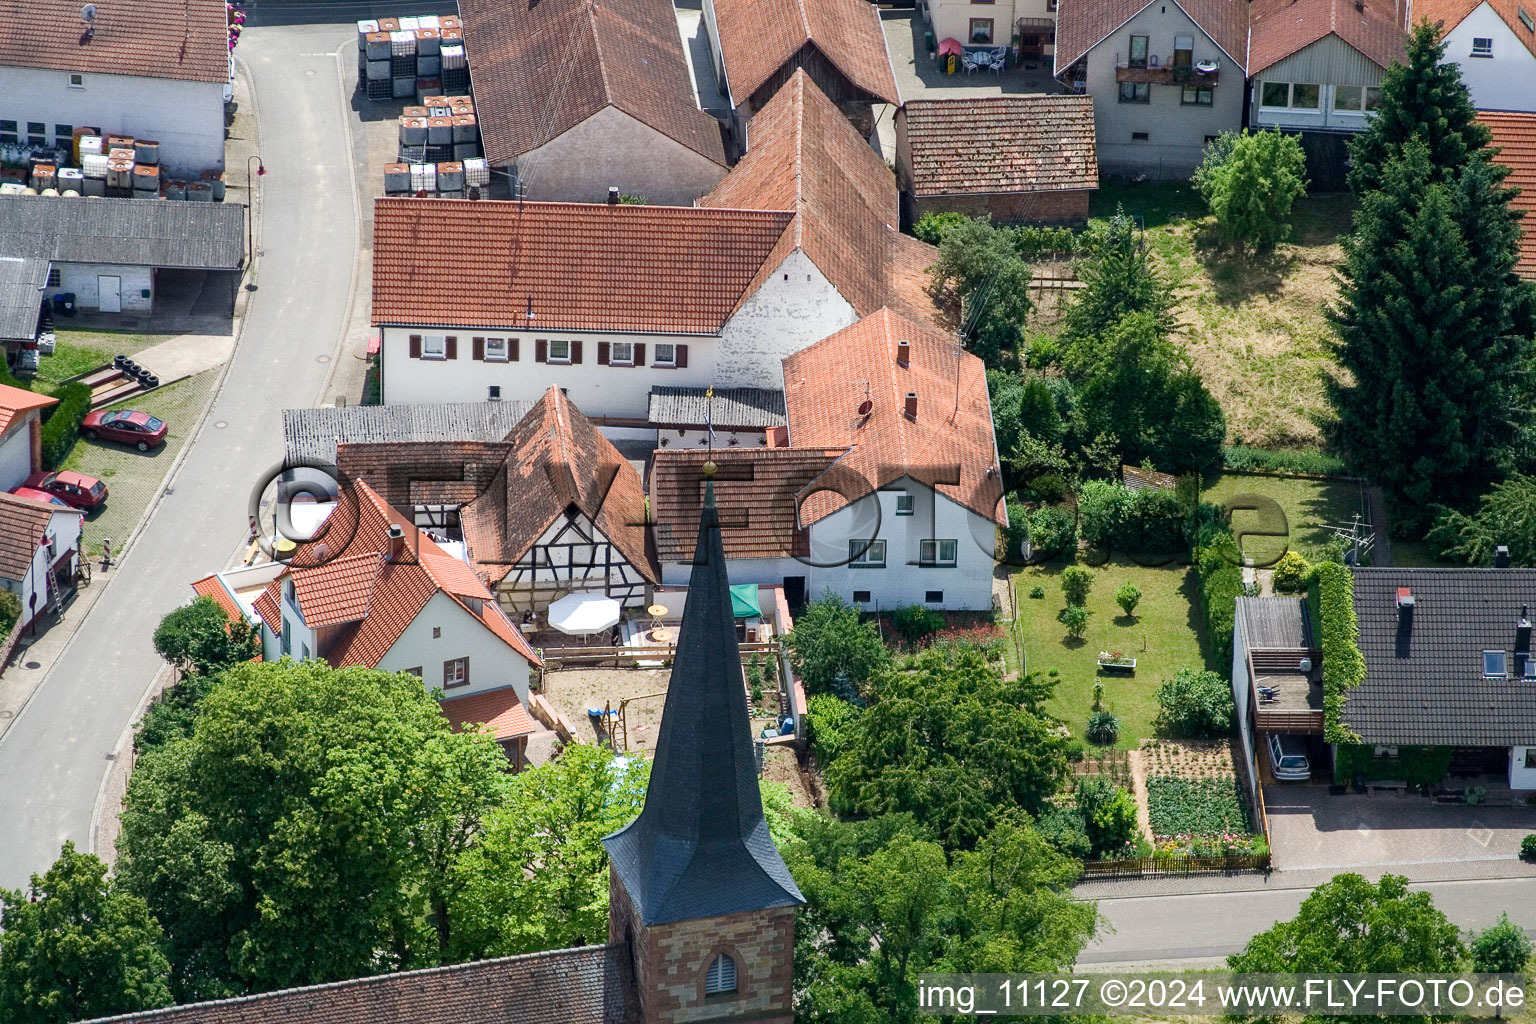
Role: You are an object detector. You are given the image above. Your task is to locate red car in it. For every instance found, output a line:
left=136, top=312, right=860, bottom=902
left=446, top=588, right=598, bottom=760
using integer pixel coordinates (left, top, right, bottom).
left=83, top=409, right=168, bottom=451
left=22, top=470, right=108, bottom=510
left=8, top=486, right=72, bottom=508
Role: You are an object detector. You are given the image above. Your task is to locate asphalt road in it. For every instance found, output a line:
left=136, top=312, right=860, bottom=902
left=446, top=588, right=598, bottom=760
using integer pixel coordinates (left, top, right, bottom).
left=0, top=23, right=359, bottom=890
left=1082, top=877, right=1536, bottom=966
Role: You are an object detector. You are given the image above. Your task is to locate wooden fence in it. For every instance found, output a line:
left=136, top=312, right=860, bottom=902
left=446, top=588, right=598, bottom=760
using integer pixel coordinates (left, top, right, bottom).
left=1080, top=853, right=1270, bottom=878
left=538, top=641, right=781, bottom=670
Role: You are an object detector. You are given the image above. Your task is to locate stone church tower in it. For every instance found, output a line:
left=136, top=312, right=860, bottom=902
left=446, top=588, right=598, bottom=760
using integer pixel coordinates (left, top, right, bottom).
left=604, top=478, right=805, bottom=1024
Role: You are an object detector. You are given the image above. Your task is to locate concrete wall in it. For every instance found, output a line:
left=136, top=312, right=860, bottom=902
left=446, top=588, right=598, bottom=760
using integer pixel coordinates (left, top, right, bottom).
left=1249, top=34, right=1387, bottom=131
left=378, top=590, right=533, bottom=704
left=1510, top=745, right=1536, bottom=790
left=47, top=264, right=153, bottom=313
left=507, top=106, right=727, bottom=206
left=1086, top=3, right=1243, bottom=177
left=1230, top=607, right=1259, bottom=815
left=715, top=249, right=856, bottom=389
left=0, top=66, right=227, bottom=174
left=1437, top=4, right=1536, bottom=112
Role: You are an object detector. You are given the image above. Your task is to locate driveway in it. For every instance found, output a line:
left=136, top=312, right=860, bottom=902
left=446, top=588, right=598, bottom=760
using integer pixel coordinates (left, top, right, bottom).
left=0, top=21, right=361, bottom=890
left=1265, top=783, right=1536, bottom=871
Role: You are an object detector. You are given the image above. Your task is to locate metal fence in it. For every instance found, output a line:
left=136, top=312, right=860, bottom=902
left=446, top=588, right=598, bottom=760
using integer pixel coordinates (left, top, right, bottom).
left=1080, top=853, right=1270, bottom=878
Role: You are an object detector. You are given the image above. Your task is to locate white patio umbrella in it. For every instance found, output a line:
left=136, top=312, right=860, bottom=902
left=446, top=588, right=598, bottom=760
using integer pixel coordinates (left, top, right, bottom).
left=546, top=593, right=623, bottom=635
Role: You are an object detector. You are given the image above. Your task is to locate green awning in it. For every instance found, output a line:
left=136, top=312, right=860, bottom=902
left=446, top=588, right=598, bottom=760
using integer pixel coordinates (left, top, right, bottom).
left=730, top=584, right=762, bottom=619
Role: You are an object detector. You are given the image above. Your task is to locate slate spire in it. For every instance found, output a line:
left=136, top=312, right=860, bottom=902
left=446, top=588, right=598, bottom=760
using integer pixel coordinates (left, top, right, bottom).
left=604, top=478, right=804, bottom=925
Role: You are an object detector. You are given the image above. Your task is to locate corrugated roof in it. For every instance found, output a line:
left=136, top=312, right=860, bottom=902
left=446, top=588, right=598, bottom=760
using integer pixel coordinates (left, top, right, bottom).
left=459, top=0, right=726, bottom=166
left=1344, top=568, right=1536, bottom=746
left=0, top=491, right=55, bottom=580
left=900, top=96, right=1098, bottom=197
left=0, top=257, right=47, bottom=342
left=283, top=402, right=534, bottom=468
left=0, top=0, right=230, bottom=84
left=76, top=944, right=637, bottom=1024
left=0, top=195, right=244, bottom=269
left=1481, top=111, right=1536, bottom=280
left=1238, top=595, right=1316, bottom=649
left=1054, top=0, right=1251, bottom=74
left=1248, top=0, right=1406, bottom=75
left=712, top=0, right=899, bottom=105
left=646, top=386, right=786, bottom=428
left=0, top=382, right=57, bottom=437
left=371, top=198, right=795, bottom=333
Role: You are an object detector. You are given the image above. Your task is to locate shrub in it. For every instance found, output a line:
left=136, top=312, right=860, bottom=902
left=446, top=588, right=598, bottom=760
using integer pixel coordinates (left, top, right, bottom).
left=1028, top=505, right=1077, bottom=561
left=1075, top=775, right=1139, bottom=856
left=1078, top=479, right=1136, bottom=551
left=1037, top=806, right=1092, bottom=858
left=1522, top=835, right=1536, bottom=861
left=1115, top=583, right=1142, bottom=618
left=1194, top=129, right=1307, bottom=251
left=1060, top=604, right=1090, bottom=640
left=1060, top=565, right=1094, bottom=606
left=1193, top=525, right=1243, bottom=674
left=1155, top=666, right=1235, bottom=738
left=785, top=592, right=891, bottom=698
left=805, top=694, right=861, bottom=766
left=1028, top=586, right=1046, bottom=599
left=1013, top=224, right=1078, bottom=260
left=1079, top=480, right=1190, bottom=554
left=1085, top=709, right=1119, bottom=745
left=1315, top=561, right=1366, bottom=743
left=1222, top=446, right=1347, bottom=477
left=891, top=604, right=944, bottom=647
left=1271, top=551, right=1312, bottom=593
left=1063, top=738, right=1086, bottom=762
left=0, top=590, right=19, bottom=633
left=911, top=211, right=972, bottom=245
left=39, top=381, right=92, bottom=469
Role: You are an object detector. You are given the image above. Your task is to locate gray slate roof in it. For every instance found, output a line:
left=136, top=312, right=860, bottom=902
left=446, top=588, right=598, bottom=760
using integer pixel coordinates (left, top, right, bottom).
left=647, top=386, right=786, bottom=429
left=1344, top=567, right=1536, bottom=746
left=76, top=944, right=637, bottom=1024
left=0, top=256, right=47, bottom=341
left=604, top=481, right=805, bottom=925
left=284, top=402, right=533, bottom=467
left=1239, top=596, right=1315, bottom=650
left=0, top=195, right=244, bottom=270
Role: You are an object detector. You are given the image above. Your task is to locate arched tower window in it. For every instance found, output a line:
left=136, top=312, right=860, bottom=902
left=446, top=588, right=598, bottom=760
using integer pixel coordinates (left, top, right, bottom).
left=705, top=953, right=737, bottom=994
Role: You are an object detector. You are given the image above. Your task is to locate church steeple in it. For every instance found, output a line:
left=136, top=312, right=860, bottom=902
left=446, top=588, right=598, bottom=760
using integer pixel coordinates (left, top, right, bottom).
left=605, top=478, right=804, bottom=926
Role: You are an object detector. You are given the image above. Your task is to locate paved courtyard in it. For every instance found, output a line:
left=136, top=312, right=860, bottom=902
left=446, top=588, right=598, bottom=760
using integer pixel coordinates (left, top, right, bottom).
left=880, top=9, right=1066, bottom=101
left=1265, top=783, right=1536, bottom=871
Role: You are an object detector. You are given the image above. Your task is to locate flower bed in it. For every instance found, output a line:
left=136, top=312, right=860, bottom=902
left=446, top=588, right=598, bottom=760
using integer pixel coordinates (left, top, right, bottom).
left=1147, top=776, right=1250, bottom=839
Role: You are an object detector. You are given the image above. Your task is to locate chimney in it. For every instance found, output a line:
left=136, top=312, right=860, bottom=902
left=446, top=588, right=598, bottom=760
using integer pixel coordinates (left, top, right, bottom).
left=1494, top=545, right=1511, bottom=568
left=904, top=392, right=918, bottom=421
left=387, top=523, right=406, bottom=563
left=607, top=186, right=619, bottom=205
left=896, top=339, right=911, bottom=368
left=1396, top=587, right=1415, bottom=634
left=765, top=425, right=788, bottom=448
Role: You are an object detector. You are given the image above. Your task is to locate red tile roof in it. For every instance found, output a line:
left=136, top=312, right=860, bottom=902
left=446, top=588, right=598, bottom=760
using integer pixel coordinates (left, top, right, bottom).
left=1054, top=0, right=1251, bottom=74
left=783, top=307, right=1004, bottom=526
left=900, top=96, right=1098, bottom=197
left=462, top=387, right=658, bottom=586
left=0, top=383, right=56, bottom=438
left=0, top=490, right=55, bottom=581
left=1480, top=111, right=1536, bottom=279
left=441, top=686, right=537, bottom=740
left=458, top=0, right=726, bottom=166
left=289, top=552, right=382, bottom=628
left=253, top=480, right=540, bottom=669
left=191, top=574, right=243, bottom=623
left=1410, top=0, right=1536, bottom=59
left=701, top=71, right=943, bottom=325
left=1248, top=0, right=1406, bottom=75
left=252, top=588, right=281, bottom=635
left=649, top=446, right=847, bottom=561
left=371, top=198, right=795, bottom=334
left=711, top=0, right=899, bottom=106
left=0, top=0, right=230, bottom=84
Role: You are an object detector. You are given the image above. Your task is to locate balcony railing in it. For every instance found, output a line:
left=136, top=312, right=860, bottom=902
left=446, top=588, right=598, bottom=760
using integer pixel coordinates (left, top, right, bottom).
left=1114, top=55, right=1220, bottom=85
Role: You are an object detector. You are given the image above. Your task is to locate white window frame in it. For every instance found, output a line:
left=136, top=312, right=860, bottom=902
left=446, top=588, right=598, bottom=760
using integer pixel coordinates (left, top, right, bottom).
left=68, top=73, right=84, bottom=88
left=444, top=656, right=469, bottom=688
left=705, top=953, right=737, bottom=995
left=1471, top=36, right=1494, bottom=56
left=1259, top=81, right=1290, bottom=108
left=1181, top=85, right=1213, bottom=106
left=610, top=341, right=634, bottom=366
left=1483, top=650, right=1507, bottom=679
left=919, top=539, right=958, bottom=567
left=484, top=336, right=508, bottom=362
left=849, top=538, right=886, bottom=567
left=895, top=494, right=915, bottom=516
left=653, top=343, right=676, bottom=367
left=548, top=339, right=571, bottom=364
left=422, top=334, right=448, bottom=360
left=1332, top=85, right=1364, bottom=111
left=1289, top=83, right=1320, bottom=109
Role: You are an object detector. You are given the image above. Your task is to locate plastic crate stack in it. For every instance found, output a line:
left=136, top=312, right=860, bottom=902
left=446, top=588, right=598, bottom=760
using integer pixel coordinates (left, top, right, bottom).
left=0, top=129, right=225, bottom=201
left=384, top=94, right=487, bottom=198
left=358, top=16, right=467, bottom=103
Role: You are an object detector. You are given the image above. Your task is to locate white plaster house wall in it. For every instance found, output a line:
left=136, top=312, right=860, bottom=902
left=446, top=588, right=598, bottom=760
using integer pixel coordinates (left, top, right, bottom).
left=1435, top=4, right=1536, bottom=112
left=0, top=66, right=227, bottom=174
left=713, top=250, right=857, bottom=389
left=0, top=424, right=32, bottom=491
left=376, top=591, right=533, bottom=704
left=506, top=106, right=728, bottom=206
left=1510, top=745, right=1536, bottom=790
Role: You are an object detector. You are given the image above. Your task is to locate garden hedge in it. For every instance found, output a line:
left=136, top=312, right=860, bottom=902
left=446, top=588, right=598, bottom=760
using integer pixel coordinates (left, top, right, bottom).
left=1333, top=743, right=1451, bottom=787
left=1314, top=561, right=1366, bottom=743
left=1194, top=524, right=1244, bottom=675
left=1222, top=445, right=1348, bottom=477
left=39, top=381, right=92, bottom=470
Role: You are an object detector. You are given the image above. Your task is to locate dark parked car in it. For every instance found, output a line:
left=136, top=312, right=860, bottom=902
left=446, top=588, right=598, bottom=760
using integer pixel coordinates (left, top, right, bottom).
left=82, top=409, right=168, bottom=451
left=21, top=470, right=108, bottom=510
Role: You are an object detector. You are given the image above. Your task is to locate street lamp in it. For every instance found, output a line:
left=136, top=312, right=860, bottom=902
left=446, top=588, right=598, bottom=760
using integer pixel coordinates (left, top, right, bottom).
left=245, top=154, right=266, bottom=271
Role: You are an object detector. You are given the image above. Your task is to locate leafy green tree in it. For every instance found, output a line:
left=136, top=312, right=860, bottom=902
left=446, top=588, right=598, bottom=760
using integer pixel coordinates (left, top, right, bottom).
left=1155, top=666, right=1235, bottom=738
left=1060, top=604, right=1090, bottom=640
left=1061, top=211, right=1175, bottom=349
left=1471, top=912, right=1533, bottom=976
left=115, top=661, right=513, bottom=1000
left=447, top=743, right=648, bottom=960
left=1073, top=775, right=1138, bottom=856
left=785, top=592, right=891, bottom=698
left=823, top=646, right=1068, bottom=848
left=1194, top=130, right=1307, bottom=250
left=987, top=369, right=1079, bottom=494
left=929, top=217, right=1033, bottom=365
left=1059, top=565, right=1093, bottom=606
left=1427, top=474, right=1536, bottom=566
left=152, top=596, right=259, bottom=679
left=1328, top=137, right=1534, bottom=521
left=0, top=842, right=173, bottom=1024
left=1114, top=583, right=1142, bottom=618
left=784, top=813, right=1096, bottom=1023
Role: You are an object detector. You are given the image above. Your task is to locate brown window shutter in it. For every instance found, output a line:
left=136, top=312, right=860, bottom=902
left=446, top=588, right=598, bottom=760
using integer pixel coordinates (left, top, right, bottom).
left=472, top=336, right=485, bottom=360
left=535, top=339, right=547, bottom=363
left=597, top=341, right=610, bottom=365
left=634, top=343, right=645, bottom=366
left=463, top=656, right=469, bottom=686
left=445, top=336, right=458, bottom=360
left=676, top=344, right=688, bottom=368
left=571, top=341, right=583, bottom=364
left=409, top=334, right=422, bottom=359
left=510, top=338, right=520, bottom=361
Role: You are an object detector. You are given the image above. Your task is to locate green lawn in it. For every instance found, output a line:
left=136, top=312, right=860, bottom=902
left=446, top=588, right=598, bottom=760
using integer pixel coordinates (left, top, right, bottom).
left=35, top=330, right=173, bottom=386
left=1200, top=471, right=1365, bottom=566
left=1017, top=559, right=1212, bottom=749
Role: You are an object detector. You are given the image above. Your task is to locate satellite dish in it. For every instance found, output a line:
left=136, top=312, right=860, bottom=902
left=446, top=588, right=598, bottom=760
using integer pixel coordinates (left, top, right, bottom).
left=856, top=400, right=872, bottom=416
left=81, top=3, right=97, bottom=22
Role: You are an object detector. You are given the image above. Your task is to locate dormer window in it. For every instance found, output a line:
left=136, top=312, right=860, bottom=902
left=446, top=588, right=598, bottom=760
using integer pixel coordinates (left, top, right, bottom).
left=283, top=578, right=295, bottom=605
left=1483, top=650, right=1507, bottom=678
left=705, top=953, right=737, bottom=995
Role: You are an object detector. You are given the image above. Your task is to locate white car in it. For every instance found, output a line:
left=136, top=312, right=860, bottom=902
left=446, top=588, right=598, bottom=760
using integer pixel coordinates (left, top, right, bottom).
left=1267, top=732, right=1311, bottom=781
